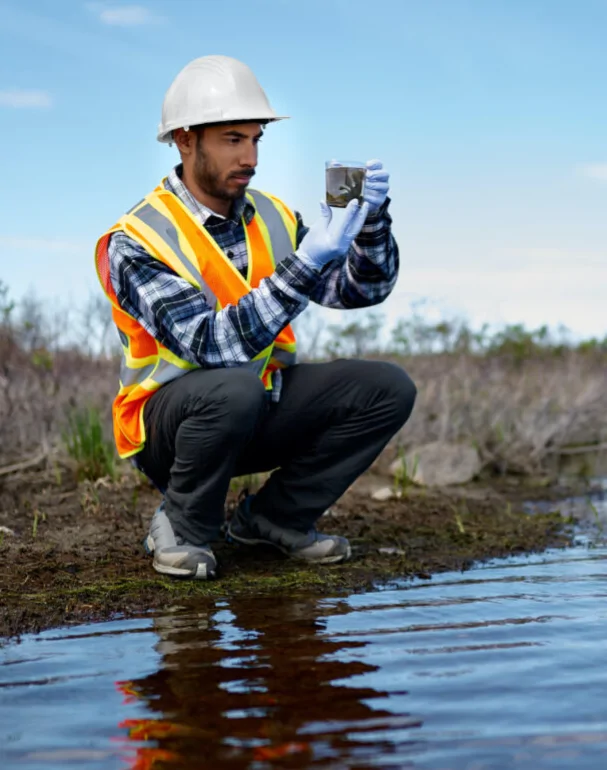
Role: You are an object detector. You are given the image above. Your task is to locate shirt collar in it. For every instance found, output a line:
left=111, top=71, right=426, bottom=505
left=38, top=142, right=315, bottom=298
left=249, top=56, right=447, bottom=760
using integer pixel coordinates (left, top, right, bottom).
left=165, top=164, right=255, bottom=226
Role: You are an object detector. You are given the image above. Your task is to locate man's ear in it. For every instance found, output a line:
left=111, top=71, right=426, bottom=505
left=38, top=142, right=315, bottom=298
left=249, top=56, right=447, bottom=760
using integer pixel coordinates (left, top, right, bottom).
left=173, top=127, right=196, bottom=156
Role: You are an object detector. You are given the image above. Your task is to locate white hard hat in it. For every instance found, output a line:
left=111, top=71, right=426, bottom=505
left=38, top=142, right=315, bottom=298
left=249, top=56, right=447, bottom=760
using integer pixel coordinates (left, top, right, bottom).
left=157, top=55, right=288, bottom=144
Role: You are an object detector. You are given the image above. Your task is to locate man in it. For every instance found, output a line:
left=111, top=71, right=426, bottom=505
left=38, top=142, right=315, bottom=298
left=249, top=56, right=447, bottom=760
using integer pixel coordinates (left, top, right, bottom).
left=95, top=55, right=416, bottom=580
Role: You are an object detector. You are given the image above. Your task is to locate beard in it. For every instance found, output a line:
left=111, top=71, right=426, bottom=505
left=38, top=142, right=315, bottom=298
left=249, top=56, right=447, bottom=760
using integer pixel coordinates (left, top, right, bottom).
left=193, top=138, right=255, bottom=202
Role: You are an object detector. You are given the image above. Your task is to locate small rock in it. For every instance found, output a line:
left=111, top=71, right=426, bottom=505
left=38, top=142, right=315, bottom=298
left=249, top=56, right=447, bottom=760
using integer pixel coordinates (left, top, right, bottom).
left=323, top=506, right=344, bottom=518
left=0, top=526, right=16, bottom=537
left=393, top=441, right=482, bottom=487
left=378, top=547, right=406, bottom=556
left=371, top=486, right=396, bottom=502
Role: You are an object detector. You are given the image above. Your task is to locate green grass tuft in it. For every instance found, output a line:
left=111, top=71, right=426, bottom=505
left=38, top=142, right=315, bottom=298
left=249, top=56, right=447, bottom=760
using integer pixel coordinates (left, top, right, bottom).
left=62, top=407, right=117, bottom=482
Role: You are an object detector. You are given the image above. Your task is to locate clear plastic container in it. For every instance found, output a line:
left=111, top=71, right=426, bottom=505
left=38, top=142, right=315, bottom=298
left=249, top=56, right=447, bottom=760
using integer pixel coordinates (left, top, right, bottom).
left=325, top=160, right=366, bottom=208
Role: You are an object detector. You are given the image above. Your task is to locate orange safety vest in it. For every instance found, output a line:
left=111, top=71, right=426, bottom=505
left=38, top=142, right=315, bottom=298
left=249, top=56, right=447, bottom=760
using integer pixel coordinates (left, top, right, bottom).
left=95, top=182, right=298, bottom=459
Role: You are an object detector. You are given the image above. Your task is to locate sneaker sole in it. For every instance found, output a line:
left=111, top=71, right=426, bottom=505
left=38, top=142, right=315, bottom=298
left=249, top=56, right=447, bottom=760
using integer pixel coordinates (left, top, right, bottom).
left=144, top=535, right=215, bottom=580
left=227, top=528, right=352, bottom=565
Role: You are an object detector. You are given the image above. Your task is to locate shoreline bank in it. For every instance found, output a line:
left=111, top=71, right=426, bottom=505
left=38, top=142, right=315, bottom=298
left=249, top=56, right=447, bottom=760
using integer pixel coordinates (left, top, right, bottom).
left=0, top=469, right=580, bottom=641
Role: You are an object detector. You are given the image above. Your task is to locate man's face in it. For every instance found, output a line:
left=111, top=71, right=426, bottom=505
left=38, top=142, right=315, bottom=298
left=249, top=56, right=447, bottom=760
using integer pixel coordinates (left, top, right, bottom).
left=192, top=122, right=262, bottom=202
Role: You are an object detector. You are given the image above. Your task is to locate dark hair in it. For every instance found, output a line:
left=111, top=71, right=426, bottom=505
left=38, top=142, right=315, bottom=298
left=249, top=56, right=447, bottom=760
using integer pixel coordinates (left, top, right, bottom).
left=173, top=120, right=267, bottom=149
left=189, top=119, right=269, bottom=132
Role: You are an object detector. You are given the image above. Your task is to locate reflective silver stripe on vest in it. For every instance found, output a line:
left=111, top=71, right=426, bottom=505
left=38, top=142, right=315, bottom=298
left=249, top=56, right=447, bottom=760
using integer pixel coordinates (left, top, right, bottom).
left=132, top=203, right=212, bottom=296
left=247, top=190, right=294, bottom=265
left=126, top=198, right=145, bottom=215
left=122, top=356, right=265, bottom=391
left=239, top=358, right=267, bottom=377
left=120, top=360, right=156, bottom=388
left=153, top=359, right=194, bottom=386
left=121, top=358, right=194, bottom=389
left=271, top=347, right=297, bottom=367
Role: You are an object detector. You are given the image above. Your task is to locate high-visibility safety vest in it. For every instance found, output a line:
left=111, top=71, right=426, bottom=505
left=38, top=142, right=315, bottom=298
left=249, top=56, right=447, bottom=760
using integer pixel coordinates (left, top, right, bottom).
left=95, top=182, right=298, bottom=459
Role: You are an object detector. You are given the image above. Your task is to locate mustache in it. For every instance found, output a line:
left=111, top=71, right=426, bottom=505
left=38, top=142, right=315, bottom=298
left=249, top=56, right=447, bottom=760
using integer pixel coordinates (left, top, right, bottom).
left=229, top=169, right=256, bottom=180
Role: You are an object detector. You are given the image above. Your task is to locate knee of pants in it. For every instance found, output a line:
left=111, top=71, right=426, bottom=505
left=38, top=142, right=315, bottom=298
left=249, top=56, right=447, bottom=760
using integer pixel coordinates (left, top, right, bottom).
left=374, top=361, right=417, bottom=427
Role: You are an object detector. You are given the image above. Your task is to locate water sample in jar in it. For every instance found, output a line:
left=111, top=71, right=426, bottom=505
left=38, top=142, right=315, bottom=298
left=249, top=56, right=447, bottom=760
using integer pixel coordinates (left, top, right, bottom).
left=325, top=160, right=366, bottom=208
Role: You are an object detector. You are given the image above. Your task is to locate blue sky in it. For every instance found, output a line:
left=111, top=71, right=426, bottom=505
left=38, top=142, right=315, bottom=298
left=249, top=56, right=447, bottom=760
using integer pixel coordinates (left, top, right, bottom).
left=1, top=0, right=606, bottom=338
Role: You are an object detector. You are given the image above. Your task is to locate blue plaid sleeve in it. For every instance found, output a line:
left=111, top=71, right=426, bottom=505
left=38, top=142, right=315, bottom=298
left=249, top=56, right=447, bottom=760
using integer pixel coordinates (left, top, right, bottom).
left=108, top=233, right=321, bottom=368
left=295, top=199, right=399, bottom=309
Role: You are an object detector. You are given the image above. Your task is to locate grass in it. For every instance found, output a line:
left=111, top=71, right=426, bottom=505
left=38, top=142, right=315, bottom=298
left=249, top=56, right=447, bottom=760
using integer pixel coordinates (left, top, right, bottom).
left=7, top=569, right=347, bottom=608
left=229, top=473, right=261, bottom=495
left=62, top=407, right=117, bottom=482
left=31, top=510, right=46, bottom=538
left=392, top=449, right=419, bottom=496
left=454, top=512, right=466, bottom=534
left=588, top=499, right=605, bottom=541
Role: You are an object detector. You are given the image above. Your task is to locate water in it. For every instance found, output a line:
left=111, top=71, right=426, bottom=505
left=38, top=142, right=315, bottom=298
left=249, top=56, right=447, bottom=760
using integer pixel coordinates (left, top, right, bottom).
left=2, top=505, right=607, bottom=769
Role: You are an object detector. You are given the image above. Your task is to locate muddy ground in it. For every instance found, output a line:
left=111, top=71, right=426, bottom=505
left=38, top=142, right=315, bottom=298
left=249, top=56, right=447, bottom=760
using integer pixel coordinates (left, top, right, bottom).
left=0, top=464, right=576, bottom=640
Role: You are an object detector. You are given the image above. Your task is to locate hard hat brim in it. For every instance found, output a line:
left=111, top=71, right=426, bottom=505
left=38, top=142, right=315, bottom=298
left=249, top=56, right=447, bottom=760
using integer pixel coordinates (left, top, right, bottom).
left=157, top=115, right=290, bottom=144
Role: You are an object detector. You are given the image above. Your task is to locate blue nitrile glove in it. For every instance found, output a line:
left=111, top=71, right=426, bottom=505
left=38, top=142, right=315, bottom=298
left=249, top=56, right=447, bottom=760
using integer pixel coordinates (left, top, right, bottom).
left=363, top=159, right=390, bottom=214
left=297, top=198, right=370, bottom=271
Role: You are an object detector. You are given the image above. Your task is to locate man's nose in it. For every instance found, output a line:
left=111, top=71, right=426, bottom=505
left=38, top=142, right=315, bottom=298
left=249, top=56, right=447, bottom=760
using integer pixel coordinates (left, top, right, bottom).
left=239, top=142, right=258, bottom=168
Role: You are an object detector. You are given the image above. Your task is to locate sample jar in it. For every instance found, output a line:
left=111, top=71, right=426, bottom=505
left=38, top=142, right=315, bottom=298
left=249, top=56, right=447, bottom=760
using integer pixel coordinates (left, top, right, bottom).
left=325, top=160, right=366, bottom=208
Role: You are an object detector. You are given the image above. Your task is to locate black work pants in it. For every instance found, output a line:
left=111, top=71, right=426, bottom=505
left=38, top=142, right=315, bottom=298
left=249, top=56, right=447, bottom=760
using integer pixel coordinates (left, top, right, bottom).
left=137, top=359, right=417, bottom=545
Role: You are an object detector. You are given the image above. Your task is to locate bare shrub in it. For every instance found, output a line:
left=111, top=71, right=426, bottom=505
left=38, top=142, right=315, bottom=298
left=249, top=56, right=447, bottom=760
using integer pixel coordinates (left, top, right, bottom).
left=387, top=351, right=607, bottom=475
left=0, top=283, right=117, bottom=466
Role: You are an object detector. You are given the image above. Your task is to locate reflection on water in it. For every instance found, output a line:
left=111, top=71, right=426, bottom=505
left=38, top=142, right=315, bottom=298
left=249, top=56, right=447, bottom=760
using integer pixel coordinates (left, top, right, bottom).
left=2, top=544, right=607, bottom=767
left=112, top=597, right=408, bottom=769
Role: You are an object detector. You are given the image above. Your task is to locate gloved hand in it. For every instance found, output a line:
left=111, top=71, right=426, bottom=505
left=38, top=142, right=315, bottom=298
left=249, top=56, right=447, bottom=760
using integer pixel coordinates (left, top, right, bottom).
left=363, top=159, right=390, bottom=214
left=297, top=198, right=370, bottom=271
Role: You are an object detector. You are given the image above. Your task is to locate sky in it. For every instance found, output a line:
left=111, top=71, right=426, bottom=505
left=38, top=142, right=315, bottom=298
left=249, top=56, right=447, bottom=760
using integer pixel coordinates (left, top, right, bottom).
left=1, top=0, right=606, bottom=339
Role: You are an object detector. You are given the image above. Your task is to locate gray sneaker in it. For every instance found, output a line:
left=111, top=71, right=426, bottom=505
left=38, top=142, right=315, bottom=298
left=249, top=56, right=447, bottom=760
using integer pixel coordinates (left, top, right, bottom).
left=227, top=496, right=351, bottom=565
left=144, top=504, right=217, bottom=580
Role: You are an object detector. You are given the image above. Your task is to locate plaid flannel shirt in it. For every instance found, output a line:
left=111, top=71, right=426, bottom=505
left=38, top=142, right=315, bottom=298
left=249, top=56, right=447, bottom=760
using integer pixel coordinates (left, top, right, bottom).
left=108, top=165, right=399, bottom=400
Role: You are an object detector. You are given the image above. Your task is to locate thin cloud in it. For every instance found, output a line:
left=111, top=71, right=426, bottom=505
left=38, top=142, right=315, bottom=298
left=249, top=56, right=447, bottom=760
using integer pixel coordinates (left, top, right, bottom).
left=0, top=236, right=88, bottom=253
left=577, top=163, right=607, bottom=181
left=0, top=90, right=52, bottom=109
left=499, top=247, right=607, bottom=266
left=87, top=3, right=160, bottom=26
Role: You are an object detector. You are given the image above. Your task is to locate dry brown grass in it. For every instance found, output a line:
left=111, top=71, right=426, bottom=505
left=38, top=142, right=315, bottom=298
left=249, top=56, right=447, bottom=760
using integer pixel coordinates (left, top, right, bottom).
left=390, top=351, right=607, bottom=475
left=0, top=332, right=117, bottom=465
left=0, top=284, right=118, bottom=466
left=2, top=344, right=605, bottom=478
left=1, top=286, right=605, bottom=478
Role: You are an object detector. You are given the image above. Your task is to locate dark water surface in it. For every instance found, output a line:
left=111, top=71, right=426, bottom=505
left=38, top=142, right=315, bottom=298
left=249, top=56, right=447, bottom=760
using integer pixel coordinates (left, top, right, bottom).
left=2, top=507, right=607, bottom=769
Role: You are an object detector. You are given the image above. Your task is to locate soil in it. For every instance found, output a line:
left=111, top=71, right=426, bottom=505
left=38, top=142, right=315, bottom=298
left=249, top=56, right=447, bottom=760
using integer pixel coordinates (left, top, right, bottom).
left=0, top=464, right=575, bottom=641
